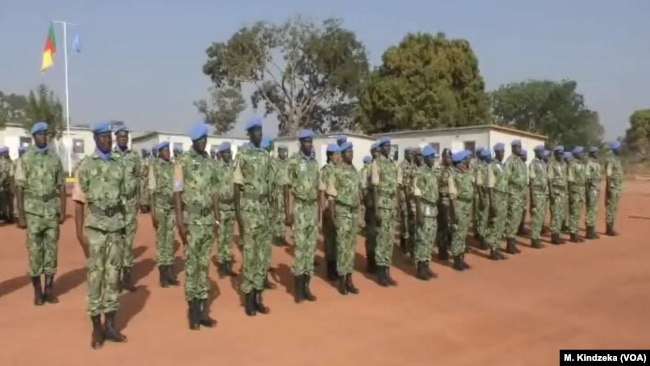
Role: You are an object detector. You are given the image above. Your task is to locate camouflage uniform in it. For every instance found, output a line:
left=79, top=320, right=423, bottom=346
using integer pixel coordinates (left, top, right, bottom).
left=562, top=153, right=572, bottom=231
left=528, top=149, right=548, bottom=247
left=397, top=156, right=415, bottom=256
left=468, top=156, right=480, bottom=236
left=271, top=154, right=289, bottom=244
left=548, top=148, right=568, bottom=244
left=436, top=160, right=452, bottom=260
left=361, top=150, right=377, bottom=273
left=448, top=156, right=473, bottom=270
left=474, top=155, right=489, bottom=248
left=567, top=149, right=587, bottom=242
left=584, top=150, right=601, bottom=239
left=0, top=152, right=13, bottom=220
left=504, top=145, right=526, bottom=254
left=139, top=150, right=151, bottom=212
left=412, top=152, right=439, bottom=279
left=605, top=145, right=623, bottom=235
left=486, top=147, right=508, bottom=259
left=215, top=158, right=236, bottom=276
left=320, top=160, right=338, bottom=277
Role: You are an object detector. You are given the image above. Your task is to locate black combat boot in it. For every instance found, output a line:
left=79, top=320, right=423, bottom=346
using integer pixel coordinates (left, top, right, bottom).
left=302, top=275, right=317, bottom=301
left=505, top=238, right=519, bottom=254
left=452, top=256, right=465, bottom=271
left=31, top=276, right=44, bottom=306
left=585, top=226, right=597, bottom=239
left=187, top=301, right=200, bottom=329
left=326, top=260, right=338, bottom=281
left=477, top=235, right=488, bottom=250
left=90, top=315, right=104, bottom=349
left=385, top=266, right=398, bottom=286
left=551, top=233, right=563, bottom=245
left=223, top=260, right=237, bottom=277
left=120, top=268, right=136, bottom=292
left=531, top=239, right=543, bottom=249
left=569, top=233, right=583, bottom=243
left=166, top=265, right=179, bottom=286
left=263, top=273, right=276, bottom=290
left=337, top=275, right=348, bottom=295
left=606, top=223, right=617, bottom=236
left=159, top=266, right=169, bottom=288
left=489, top=249, right=505, bottom=260
left=198, top=299, right=216, bottom=327
left=216, top=262, right=226, bottom=278
left=345, top=274, right=359, bottom=294
left=461, top=255, right=471, bottom=269
left=293, top=275, right=304, bottom=303
left=43, top=274, right=58, bottom=304
left=376, top=266, right=389, bottom=287
left=103, top=312, right=127, bottom=342
left=365, top=253, right=377, bottom=274
left=253, top=290, right=270, bottom=314
left=438, top=246, right=450, bottom=261
left=244, top=292, right=257, bottom=316
left=415, top=262, right=430, bottom=281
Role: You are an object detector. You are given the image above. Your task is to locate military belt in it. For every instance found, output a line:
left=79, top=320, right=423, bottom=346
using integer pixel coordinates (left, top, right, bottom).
left=89, top=204, right=122, bottom=217
left=293, top=196, right=318, bottom=204
left=242, top=191, right=268, bottom=202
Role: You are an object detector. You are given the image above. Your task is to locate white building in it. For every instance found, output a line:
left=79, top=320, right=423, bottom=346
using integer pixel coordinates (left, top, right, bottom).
left=275, top=132, right=374, bottom=169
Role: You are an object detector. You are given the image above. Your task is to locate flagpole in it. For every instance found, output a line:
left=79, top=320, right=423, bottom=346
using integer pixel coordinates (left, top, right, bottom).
left=52, top=20, right=75, bottom=177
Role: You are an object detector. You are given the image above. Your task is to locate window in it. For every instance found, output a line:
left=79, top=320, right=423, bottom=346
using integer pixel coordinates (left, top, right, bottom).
left=172, top=143, right=183, bottom=152
left=19, top=137, right=32, bottom=148
left=430, top=142, right=440, bottom=154
left=464, top=140, right=476, bottom=154
left=390, top=144, right=399, bottom=161
left=72, top=138, right=85, bottom=154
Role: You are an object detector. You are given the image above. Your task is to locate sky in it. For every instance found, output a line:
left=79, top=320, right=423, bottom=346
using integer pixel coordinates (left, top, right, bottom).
left=1, top=0, right=648, bottom=140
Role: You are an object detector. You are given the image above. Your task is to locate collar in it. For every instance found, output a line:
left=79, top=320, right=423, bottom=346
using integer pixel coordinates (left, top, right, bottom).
left=34, top=145, right=49, bottom=153
left=114, top=145, right=129, bottom=154
left=94, top=148, right=111, bottom=161
left=300, top=150, right=313, bottom=161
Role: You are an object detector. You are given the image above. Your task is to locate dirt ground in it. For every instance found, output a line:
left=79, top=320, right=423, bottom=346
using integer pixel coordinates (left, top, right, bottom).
left=1, top=183, right=650, bottom=366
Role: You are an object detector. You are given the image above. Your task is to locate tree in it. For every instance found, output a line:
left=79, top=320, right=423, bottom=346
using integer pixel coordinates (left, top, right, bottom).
left=202, top=16, right=369, bottom=136
left=0, top=91, right=29, bottom=128
left=355, top=32, right=490, bottom=134
left=194, top=87, right=246, bottom=134
left=490, top=79, right=603, bottom=147
left=22, top=84, right=65, bottom=139
left=622, top=109, right=650, bottom=158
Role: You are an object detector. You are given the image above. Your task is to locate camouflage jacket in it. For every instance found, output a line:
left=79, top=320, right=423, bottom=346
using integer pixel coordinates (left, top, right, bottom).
left=487, top=160, right=508, bottom=193
left=413, top=165, right=439, bottom=213
left=112, top=147, right=142, bottom=201
left=233, top=145, right=273, bottom=212
left=528, top=157, right=549, bottom=194
left=173, top=148, right=219, bottom=226
left=397, top=159, right=415, bottom=195
left=504, top=155, right=527, bottom=189
left=284, top=151, right=321, bottom=202
left=148, top=157, right=174, bottom=208
left=215, top=160, right=235, bottom=211
left=547, top=158, right=568, bottom=197
left=567, top=160, right=587, bottom=193
left=605, top=154, right=623, bottom=190
left=14, top=147, right=64, bottom=218
left=327, top=162, right=360, bottom=208
left=371, top=154, right=398, bottom=209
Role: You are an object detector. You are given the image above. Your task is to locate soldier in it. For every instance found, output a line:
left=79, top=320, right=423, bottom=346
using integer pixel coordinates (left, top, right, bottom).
left=474, top=148, right=490, bottom=250
left=283, top=130, right=322, bottom=303
left=73, top=121, right=127, bottom=349
left=412, top=144, right=439, bottom=280
left=436, top=148, right=453, bottom=261
left=13, top=146, right=26, bottom=222
left=541, top=150, right=551, bottom=234
left=358, top=155, right=372, bottom=231
left=148, top=141, right=179, bottom=288
left=528, top=145, right=549, bottom=249
left=361, top=144, right=378, bottom=274
left=214, top=142, right=237, bottom=278
left=567, top=146, right=587, bottom=243
left=260, top=136, right=277, bottom=289
left=0, top=147, right=13, bottom=221
left=485, top=143, right=508, bottom=260
left=518, top=149, right=529, bottom=236
left=397, top=148, right=415, bottom=257
left=326, top=141, right=361, bottom=294
left=561, top=151, right=572, bottom=232
left=370, top=136, right=399, bottom=286
left=504, top=140, right=526, bottom=254
left=448, top=150, right=473, bottom=270
left=234, top=117, right=273, bottom=316
left=548, top=146, right=568, bottom=245
left=605, top=142, right=623, bottom=236
left=15, top=122, right=66, bottom=305
left=468, top=149, right=481, bottom=240
left=584, top=147, right=602, bottom=239
left=113, top=126, right=142, bottom=292
left=139, top=149, right=151, bottom=213
left=321, top=144, right=341, bottom=281
left=272, top=145, right=289, bottom=246
left=173, top=123, right=219, bottom=329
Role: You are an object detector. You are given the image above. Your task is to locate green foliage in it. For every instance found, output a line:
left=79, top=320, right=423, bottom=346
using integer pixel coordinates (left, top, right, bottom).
left=194, top=87, right=246, bottom=134
left=354, top=32, right=490, bottom=134
left=490, top=80, right=603, bottom=147
left=0, top=91, right=29, bottom=128
left=201, top=16, right=369, bottom=136
left=622, top=109, right=650, bottom=158
left=23, top=84, right=65, bottom=139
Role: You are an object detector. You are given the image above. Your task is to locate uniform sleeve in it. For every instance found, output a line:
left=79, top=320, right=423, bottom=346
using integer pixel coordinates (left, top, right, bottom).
left=487, top=165, right=496, bottom=188
left=317, top=166, right=325, bottom=191
left=396, top=165, right=403, bottom=186
left=147, top=164, right=156, bottom=190
left=233, top=156, right=244, bottom=185
left=172, top=162, right=184, bottom=192
left=412, top=176, right=422, bottom=197
left=370, top=161, right=379, bottom=185
left=567, top=164, right=575, bottom=182
left=325, top=172, right=337, bottom=197
left=13, top=159, right=26, bottom=187
left=71, top=167, right=86, bottom=203
left=448, top=174, right=458, bottom=199
left=475, top=168, right=483, bottom=186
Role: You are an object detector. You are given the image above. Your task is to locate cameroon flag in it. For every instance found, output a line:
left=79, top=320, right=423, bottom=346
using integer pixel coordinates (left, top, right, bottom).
left=41, top=23, right=56, bottom=74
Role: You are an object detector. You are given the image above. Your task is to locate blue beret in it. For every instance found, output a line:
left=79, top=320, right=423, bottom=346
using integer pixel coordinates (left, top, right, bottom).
left=543, top=150, right=550, bottom=157
left=92, top=121, right=112, bottom=134
left=370, top=142, right=379, bottom=150
left=157, top=141, right=170, bottom=150
left=261, top=136, right=272, bottom=149
left=245, top=116, right=263, bottom=131
left=493, top=143, right=505, bottom=151
left=18, top=146, right=26, bottom=152
left=278, top=144, right=287, bottom=150
left=189, top=123, right=209, bottom=141
left=340, top=141, right=353, bottom=151
left=609, top=141, right=621, bottom=150
left=452, top=151, right=468, bottom=163
left=533, top=145, right=545, bottom=152
left=422, top=145, right=435, bottom=157
left=362, top=156, right=371, bottom=163
left=572, top=146, right=583, bottom=154
left=326, top=144, right=340, bottom=153
left=298, top=129, right=314, bottom=139
left=588, top=146, right=598, bottom=153
left=475, top=147, right=484, bottom=154
left=511, top=139, right=521, bottom=146
left=563, top=152, right=572, bottom=159
left=30, top=121, right=48, bottom=135
left=113, top=125, right=128, bottom=135
left=336, top=134, right=347, bottom=143
left=521, top=149, right=527, bottom=156
left=218, top=142, right=231, bottom=152
left=553, top=145, right=564, bottom=152
left=0, top=147, right=8, bottom=153
left=378, top=136, right=391, bottom=146
left=479, top=149, right=490, bottom=158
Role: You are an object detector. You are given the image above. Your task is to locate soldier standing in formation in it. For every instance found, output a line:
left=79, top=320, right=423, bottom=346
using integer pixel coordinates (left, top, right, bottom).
left=397, top=147, right=415, bottom=257
left=321, top=143, right=341, bottom=280
left=504, top=140, right=526, bottom=254
left=448, top=151, right=473, bottom=270
left=518, top=149, right=529, bottom=236
left=528, top=145, right=549, bottom=249
left=14, top=122, right=66, bottom=305
left=485, top=143, right=508, bottom=260
left=272, top=144, right=289, bottom=246
left=361, top=144, right=378, bottom=274
left=584, top=147, right=601, bottom=239
left=73, top=121, right=128, bottom=349
left=214, top=142, right=237, bottom=278
left=412, top=145, right=439, bottom=280
left=567, top=147, right=587, bottom=243
left=562, top=151, right=572, bottom=232
left=548, top=146, right=568, bottom=244
left=0, top=147, right=14, bottom=222
left=436, top=149, right=453, bottom=261
left=474, top=148, right=490, bottom=250
left=605, top=142, right=623, bottom=236
left=148, top=141, right=179, bottom=287
left=139, top=149, right=151, bottom=213
left=260, top=136, right=277, bottom=290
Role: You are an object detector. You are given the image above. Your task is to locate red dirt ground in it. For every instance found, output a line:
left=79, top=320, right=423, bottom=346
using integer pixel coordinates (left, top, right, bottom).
left=1, top=184, right=650, bottom=366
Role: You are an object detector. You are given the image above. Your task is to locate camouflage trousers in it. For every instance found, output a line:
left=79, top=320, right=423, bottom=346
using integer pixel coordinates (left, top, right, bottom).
left=364, top=204, right=377, bottom=259
left=585, top=187, right=599, bottom=227
left=529, top=192, right=548, bottom=240
left=240, top=206, right=272, bottom=294
left=184, top=224, right=214, bottom=301
left=0, top=190, right=12, bottom=219
left=139, top=179, right=150, bottom=207
left=605, top=188, right=621, bottom=225
left=216, top=209, right=235, bottom=263
left=486, top=191, right=508, bottom=250
left=273, top=193, right=286, bottom=240
left=375, top=207, right=396, bottom=266
left=505, top=189, right=525, bottom=239
left=25, top=213, right=59, bottom=277
left=323, top=209, right=337, bottom=261
left=415, top=204, right=438, bottom=262
left=549, top=193, right=568, bottom=234
left=451, top=200, right=471, bottom=256
left=86, top=227, right=123, bottom=316
left=399, top=197, right=415, bottom=241
left=153, top=207, right=175, bottom=266
left=568, top=190, right=585, bottom=235
left=475, top=194, right=489, bottom=238
left=335, top=205, right=357, bottom=275
left=121, top=204, right=138, bottom=268
left=291, top=200, right=319, bottom=276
